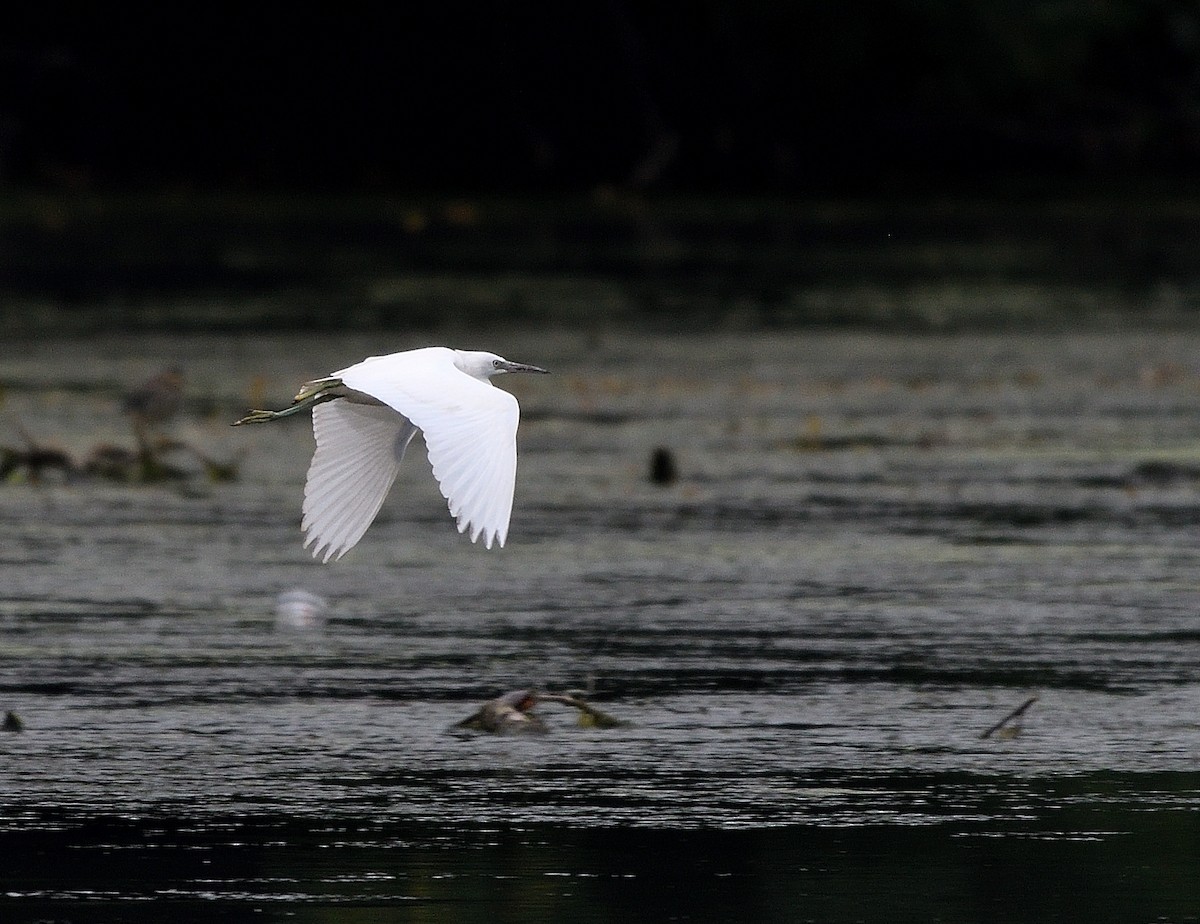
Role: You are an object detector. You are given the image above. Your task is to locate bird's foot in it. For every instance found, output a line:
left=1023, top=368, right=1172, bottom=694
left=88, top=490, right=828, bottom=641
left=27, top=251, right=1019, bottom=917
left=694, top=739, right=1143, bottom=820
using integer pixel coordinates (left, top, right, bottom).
left=231, top=408, right=284, bottom=426
left=232, top=378, right=346, bottom=426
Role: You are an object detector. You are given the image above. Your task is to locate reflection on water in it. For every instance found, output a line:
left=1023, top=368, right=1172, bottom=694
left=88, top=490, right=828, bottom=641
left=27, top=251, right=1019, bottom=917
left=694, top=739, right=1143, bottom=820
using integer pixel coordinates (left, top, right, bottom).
left=1, top=330, right=1199, bottom=920
left=3, top=809, right=1197, bottom=923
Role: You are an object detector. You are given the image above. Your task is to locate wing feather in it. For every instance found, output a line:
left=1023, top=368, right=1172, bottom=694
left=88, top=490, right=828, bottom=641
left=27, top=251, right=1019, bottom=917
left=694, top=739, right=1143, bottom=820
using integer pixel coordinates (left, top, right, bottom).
left=302, top=401, right=412, bottom=562
left=338, top=349, right=520, bottom=549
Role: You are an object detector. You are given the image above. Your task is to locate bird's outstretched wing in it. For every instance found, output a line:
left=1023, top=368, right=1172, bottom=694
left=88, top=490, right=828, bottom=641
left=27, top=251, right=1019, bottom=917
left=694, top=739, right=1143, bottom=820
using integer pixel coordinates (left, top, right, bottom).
left=303, top=401, right=417, bottom=562
left=339, top=351, right=519, bottom=549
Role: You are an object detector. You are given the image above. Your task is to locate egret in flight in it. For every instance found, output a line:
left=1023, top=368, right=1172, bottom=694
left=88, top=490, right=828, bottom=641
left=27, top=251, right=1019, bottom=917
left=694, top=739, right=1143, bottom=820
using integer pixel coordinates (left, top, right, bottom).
left=234, top=347, right=548, bottom=561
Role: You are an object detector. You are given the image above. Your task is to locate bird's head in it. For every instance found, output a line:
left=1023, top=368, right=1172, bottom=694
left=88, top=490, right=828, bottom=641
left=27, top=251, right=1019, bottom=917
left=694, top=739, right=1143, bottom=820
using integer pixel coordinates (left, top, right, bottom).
left=454, top=350, right=550, bottom=380
left=496, top=689, right=540, bottom=712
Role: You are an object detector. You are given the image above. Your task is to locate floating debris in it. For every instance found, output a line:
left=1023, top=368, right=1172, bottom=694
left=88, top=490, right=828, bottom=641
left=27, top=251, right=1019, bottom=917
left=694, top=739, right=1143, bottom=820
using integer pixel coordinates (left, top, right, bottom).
left=454, top=690, right=546, bottom=735
left=82, top=442, right=186, bottom=483
left=453, top=689, right=629, bottom=735
left=1127, top=460, right=1200, bottom=487
left=0, top=436, right=243, bottom=486
left=537, top=692, right=630, bottom=729
left=2, top=399, right=237, bottom=486
left=0, top=420, right=76, bottom=483
left=981, top=695, right=1038, bottom=740
left=1, top=444, right=75, bottom=483
left=649, top=447, right=678, bottom=485
left=3, top=711, right=24, bottom=733
left=83, top=443, right=141, bottom=480
left=155, top=437, right=242, bottom=483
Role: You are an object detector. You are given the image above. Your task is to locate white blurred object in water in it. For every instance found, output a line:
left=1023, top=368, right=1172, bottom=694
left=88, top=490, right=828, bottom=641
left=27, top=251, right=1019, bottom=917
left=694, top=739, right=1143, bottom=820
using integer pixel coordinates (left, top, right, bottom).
left=275, top=589, right=327, bottom=631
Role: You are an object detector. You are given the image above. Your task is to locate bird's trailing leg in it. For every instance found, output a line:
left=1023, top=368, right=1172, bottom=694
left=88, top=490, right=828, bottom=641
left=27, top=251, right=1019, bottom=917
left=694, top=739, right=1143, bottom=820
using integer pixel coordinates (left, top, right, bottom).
left=232, top=377, right=345, bottom=426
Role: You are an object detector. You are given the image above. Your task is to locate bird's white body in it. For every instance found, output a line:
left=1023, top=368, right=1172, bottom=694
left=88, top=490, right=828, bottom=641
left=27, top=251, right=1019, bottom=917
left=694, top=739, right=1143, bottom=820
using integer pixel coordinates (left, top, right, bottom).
left=284, top=347, right=545, bottom=562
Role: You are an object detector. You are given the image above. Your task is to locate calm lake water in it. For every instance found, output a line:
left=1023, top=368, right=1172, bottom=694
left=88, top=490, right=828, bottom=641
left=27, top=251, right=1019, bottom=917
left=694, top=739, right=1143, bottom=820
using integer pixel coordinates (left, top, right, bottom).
left=1, top=327, right=1199, bottom=922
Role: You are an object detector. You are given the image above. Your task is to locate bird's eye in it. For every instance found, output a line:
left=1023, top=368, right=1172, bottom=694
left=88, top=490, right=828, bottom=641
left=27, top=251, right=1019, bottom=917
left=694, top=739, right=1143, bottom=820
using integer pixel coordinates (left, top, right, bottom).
left=492, top=359, right=503, bottom=368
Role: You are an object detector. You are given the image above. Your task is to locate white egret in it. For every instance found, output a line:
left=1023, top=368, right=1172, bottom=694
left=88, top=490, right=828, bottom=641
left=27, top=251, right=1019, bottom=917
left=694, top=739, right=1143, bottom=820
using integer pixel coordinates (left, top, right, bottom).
left=234, top=347, right=548, bottom=561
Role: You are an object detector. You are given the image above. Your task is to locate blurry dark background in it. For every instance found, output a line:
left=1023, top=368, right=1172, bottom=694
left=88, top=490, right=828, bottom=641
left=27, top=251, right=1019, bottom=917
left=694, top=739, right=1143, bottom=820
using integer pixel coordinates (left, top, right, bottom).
left=3, top=1, right=1200, bottom=331
left=5, top=0, right=1200, bottom=193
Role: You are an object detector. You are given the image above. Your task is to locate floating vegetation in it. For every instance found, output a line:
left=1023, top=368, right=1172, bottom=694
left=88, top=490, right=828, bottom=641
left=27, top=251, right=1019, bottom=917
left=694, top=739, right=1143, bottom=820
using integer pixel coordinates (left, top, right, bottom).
left=453, top=690, right=630, bottom=735
left=2, top=434, right=240, bottom=485
left=0, top=444, right=74, bottom=483
left=2, top=371, right=240, bottom=488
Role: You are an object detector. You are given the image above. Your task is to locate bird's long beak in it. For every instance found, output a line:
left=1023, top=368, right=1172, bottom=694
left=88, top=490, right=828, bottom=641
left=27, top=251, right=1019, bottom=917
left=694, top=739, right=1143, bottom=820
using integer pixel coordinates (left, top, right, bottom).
left=499, top=361, right=550, bottom=374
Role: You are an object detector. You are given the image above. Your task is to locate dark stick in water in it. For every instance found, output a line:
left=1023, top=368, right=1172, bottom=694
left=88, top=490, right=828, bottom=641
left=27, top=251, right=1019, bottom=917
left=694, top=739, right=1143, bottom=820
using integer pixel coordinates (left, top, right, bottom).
left=981, top=696, right=1038, bottom=739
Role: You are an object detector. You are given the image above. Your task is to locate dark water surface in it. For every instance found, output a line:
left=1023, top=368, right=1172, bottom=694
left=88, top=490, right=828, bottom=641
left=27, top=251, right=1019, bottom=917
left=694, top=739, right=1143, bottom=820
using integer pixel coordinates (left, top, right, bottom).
left=2, top=330, right=1199, bottom=922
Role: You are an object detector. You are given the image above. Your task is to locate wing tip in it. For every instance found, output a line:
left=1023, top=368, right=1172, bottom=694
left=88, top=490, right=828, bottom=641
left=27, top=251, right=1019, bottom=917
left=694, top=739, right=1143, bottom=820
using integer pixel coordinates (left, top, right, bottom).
left=303, top=529, right=346, bottom=564
left=456, top=515, right=510, bottom=550
left=471, top=523, right=509, bottom=550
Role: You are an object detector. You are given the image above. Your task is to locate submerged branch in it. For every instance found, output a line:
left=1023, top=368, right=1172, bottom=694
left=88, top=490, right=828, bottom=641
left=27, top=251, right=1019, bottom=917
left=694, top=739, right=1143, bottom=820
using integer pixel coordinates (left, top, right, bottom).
left=981, top=696, right=1038, bottom=740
